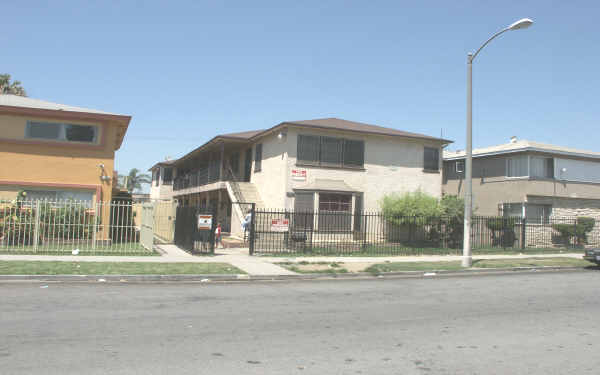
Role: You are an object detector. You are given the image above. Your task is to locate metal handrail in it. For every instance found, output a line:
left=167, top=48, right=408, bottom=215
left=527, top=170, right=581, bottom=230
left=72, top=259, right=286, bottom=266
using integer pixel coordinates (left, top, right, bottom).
left=225, top=164, right=245, bottom=203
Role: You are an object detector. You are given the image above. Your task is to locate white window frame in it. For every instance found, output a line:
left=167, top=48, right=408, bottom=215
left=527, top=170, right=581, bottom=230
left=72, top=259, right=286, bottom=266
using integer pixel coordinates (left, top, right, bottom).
left=506, top=155, right=530, bottom=179
left=26, top=121, right=99, bottom=144
left=455, top=160, right=465, bottom=173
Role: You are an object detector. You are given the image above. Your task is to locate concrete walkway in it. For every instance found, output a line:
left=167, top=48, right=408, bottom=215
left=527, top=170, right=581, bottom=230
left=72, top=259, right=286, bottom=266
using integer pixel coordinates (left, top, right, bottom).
left=0, top=244, right=584, bottom=276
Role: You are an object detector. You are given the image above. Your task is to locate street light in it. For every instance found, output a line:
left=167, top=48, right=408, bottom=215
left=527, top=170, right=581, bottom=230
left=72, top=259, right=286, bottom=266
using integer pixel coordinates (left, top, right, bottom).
left=462, top=18, right=533, bottom=267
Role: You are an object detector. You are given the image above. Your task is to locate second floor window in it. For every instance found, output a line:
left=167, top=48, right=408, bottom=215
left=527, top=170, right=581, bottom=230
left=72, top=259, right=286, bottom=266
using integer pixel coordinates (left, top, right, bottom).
left=162, top=168, right=173, bottom=184
left=506, top=156, right=528, bottom=177
left=254, top=144, right=263, bottom=172
left=26, top=121, right=98, bottom=143
left=297, top=135, right=364, bottom=168
left=423, top=147, right=439, bottom=171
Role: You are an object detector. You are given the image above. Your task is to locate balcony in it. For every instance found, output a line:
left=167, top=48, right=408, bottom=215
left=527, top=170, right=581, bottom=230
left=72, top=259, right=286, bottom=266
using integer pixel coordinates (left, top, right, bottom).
left=173, top=160, right=222, bottom=191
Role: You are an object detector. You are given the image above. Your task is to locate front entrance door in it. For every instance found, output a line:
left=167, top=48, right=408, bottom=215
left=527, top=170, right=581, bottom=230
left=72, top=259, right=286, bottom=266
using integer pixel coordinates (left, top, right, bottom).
left=244, top=148, right=252, bottom=182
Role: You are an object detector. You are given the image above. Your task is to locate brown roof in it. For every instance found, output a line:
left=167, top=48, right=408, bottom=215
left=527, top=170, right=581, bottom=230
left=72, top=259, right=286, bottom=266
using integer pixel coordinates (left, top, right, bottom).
left=221, top=129, right=265, bottom=139
left=280, top=118, right=452, bottom=143
left=148, top=159, right=178, bottom=171
left=168, top=117, right=451, bottom=166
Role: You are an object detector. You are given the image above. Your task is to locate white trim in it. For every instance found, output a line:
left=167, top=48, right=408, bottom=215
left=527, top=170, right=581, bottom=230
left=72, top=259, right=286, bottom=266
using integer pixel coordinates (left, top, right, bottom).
left=444, top=146, right=600, bottom=161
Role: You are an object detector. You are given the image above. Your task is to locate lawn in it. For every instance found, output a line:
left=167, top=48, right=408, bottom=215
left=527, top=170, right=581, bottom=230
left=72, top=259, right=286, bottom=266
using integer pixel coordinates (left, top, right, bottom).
left=365, top=257, right=594, bottom=274
left=277, top=261, right=349, bottom=274
left=0, top=243, right=158, bottom=256
left=257, top=246, right=584, bottom=257
left=0, top=261, right=245, bottom=275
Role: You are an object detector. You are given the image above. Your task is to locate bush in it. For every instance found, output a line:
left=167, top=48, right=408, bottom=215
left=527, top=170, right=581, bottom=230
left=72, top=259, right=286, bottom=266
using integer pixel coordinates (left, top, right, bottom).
left=552, top=217, right=596, bottom=245
left=380, top=191, right=442, bottom=220
left=486, top=217, right=519, bottom=247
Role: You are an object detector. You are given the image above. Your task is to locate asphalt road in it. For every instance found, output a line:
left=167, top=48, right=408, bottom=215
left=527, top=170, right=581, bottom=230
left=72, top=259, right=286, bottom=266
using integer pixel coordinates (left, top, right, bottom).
left=2, top=270, right=600, bottom=375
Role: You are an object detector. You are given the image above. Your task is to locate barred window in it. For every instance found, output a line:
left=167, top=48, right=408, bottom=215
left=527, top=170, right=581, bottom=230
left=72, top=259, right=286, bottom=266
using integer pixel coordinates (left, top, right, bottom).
left=254, top=143, right=263, bottom=172
left=424, top=147, right=439, bottom=171
left=297, top=134, right=364, bottom=168
left=297, top=135, right=320, bottom=165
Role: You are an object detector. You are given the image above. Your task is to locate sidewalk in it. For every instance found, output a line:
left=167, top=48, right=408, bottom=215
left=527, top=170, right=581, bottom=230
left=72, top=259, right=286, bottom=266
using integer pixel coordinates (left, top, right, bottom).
left=0, top=245, right=584, bottom=277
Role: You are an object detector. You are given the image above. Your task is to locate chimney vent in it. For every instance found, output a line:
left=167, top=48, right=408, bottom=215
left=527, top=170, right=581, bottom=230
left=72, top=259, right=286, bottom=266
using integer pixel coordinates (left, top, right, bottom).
left=510, top=136, right=518, bottom=143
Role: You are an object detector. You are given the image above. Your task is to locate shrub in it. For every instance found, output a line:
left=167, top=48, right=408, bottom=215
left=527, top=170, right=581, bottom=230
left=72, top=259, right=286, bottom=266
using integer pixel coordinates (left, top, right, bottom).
left=486, top=217, right=519, bottom=247
left=380, top=191, right=442, bottom=220
left=552, top=217, right=596, bottom=245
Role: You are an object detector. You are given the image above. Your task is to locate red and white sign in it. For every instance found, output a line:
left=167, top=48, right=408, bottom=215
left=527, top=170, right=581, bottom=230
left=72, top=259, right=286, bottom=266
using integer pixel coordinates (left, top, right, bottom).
left=270, top=219, right=290, bottom=232
left=291, top=169, right=307, bottom=181
left=197, top=214, right=213, bottom=230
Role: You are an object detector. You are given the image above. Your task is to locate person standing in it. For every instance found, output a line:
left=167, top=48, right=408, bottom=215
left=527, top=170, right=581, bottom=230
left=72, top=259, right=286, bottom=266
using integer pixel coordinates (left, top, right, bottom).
left=215, top=222, right=224, bottom=249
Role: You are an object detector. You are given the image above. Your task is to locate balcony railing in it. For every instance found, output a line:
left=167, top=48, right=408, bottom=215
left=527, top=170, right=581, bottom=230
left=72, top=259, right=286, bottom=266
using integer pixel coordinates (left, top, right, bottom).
left=173, top=160, right=226, bottom=191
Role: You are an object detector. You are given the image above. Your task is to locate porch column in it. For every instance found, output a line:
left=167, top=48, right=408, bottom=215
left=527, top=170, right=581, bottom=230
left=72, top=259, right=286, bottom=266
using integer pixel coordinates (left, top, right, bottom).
left=219, top=141, right=225, bottom=181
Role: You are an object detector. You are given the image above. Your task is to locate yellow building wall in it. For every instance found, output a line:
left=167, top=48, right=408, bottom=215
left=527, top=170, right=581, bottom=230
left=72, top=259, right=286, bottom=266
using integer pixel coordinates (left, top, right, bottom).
left=0, top=113, right=121, bottom=240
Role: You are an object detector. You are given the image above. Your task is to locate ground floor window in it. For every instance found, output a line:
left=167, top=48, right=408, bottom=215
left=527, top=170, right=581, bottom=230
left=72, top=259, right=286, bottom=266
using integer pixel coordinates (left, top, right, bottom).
left=318, top=193, right=352, bottom=212
left=502, top=202, right=552, bottom=224
left=23, top=189, right=94, bottom=203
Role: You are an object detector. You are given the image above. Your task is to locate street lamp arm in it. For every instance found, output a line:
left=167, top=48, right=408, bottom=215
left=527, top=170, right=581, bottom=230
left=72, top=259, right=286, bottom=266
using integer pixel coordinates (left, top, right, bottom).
left=470, top=27, right=510, bottom=62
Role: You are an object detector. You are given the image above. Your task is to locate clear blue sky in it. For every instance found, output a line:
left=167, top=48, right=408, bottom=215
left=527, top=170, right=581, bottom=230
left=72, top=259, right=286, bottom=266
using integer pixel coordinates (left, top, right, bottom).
left=4, top=1, right=599, bottom=179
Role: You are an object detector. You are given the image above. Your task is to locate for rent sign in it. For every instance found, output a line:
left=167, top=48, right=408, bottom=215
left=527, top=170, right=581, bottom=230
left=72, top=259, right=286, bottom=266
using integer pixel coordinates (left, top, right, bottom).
left=197, top=214, right=213, bottom=230
left=270, top=219, right=289, bottom=232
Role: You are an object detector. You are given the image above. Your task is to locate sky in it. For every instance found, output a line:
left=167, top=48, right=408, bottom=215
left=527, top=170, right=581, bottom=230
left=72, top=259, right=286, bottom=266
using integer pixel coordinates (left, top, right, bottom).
left=3, top=1, right=600, bottom=184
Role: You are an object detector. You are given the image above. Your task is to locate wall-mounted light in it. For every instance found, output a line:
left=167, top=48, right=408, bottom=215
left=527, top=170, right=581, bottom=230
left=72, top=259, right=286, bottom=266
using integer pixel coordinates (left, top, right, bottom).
left=98, top=163, right=111, bottom=182
left=277, top=130, right=287, bottom=142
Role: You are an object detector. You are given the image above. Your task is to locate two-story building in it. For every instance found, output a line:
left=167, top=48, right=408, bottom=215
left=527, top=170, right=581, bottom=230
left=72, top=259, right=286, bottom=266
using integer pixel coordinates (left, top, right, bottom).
left=149, top=159, right=175, bottom=202
left=153, top=118, right=451, bottom=236
left=443, top=137, right=600, bottom=221
left=0, top=94, right=131, bottom=203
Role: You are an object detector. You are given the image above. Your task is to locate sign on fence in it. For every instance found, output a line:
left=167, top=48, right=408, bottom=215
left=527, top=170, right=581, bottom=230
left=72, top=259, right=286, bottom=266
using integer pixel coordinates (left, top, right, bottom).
left=197, top=214, right=213, bottom=230
left=270, top=218, right=289, bottom=232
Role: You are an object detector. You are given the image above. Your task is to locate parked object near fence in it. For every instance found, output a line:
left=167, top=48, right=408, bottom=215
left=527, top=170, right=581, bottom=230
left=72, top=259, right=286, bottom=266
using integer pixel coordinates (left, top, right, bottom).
left=252, top=209, right=600, bottom=256
left=0, top=199, right=156, bottom=255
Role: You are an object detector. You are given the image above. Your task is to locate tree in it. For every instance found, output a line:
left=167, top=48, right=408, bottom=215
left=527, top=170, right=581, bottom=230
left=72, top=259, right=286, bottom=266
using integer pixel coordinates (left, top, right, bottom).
left=0, top=74, right=27, bottom=96
left=120, top=168, right=151, bottom=193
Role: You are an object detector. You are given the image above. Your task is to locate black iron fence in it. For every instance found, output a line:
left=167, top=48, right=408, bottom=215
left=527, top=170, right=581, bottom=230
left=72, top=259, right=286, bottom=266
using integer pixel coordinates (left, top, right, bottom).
left=174, top=205, right=216, bottom=254
left=252, top=209, right=599, bottom=255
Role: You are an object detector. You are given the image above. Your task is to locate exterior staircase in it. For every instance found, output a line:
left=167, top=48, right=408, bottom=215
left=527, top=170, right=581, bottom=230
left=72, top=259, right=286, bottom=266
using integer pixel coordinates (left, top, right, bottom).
left=236, top=182, right=265, bottom=208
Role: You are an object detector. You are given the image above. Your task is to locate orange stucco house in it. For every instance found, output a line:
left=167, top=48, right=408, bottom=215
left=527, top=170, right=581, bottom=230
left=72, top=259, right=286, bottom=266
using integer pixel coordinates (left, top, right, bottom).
left=0, top=94, right=131, bottom=203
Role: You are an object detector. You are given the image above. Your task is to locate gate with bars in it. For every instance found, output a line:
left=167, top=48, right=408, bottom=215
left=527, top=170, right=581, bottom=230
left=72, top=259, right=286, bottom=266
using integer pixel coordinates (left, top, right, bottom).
left=140, top=203, right=154, bottom=250
left=174, top=205, right=217, bottom=254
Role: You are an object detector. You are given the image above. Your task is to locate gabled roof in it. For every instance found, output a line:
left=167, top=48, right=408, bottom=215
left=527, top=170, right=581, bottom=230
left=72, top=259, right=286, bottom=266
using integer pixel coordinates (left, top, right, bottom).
left=0, top=94, right=124, bottom=115
left=0, top=94, right=132, bottom=150
left=170, top=117, right=451, bottom=166
left=444, top=139, right=600, bottom=160
left=148, top=159, right=178, bottom=171
left=280, top=118, right=452, bottom=143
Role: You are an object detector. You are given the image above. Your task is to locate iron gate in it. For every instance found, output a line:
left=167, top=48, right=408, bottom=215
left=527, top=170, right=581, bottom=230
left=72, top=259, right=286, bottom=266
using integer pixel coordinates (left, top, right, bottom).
left=140, top=203, right=154, bottom=250
left=174, top=205, right=217, bottom=254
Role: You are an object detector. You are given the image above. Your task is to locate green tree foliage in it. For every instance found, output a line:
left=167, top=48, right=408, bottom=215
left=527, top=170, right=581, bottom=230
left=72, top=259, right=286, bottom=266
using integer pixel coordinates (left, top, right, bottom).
left=120, top=168, right=151, bottom=193
left=552, top=217, right=596, bottom=245
left=380, top=191, right=442, bottom=219
left=0, top=74, right=27, bottom=96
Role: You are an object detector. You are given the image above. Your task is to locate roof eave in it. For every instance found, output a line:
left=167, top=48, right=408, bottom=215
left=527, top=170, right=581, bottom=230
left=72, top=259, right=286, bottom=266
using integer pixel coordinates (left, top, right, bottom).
left=444, top=147, right=600, bottom=161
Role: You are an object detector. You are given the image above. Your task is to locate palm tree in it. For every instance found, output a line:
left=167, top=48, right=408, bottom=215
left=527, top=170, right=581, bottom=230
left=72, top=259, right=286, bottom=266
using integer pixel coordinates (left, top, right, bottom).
left=0, top=74, right=27, bottom=96
left=121, top=168, right=151, bottom=193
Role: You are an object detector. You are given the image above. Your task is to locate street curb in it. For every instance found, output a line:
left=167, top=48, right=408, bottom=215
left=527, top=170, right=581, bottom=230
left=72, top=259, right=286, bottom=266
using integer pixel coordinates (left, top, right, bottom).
left=0, top=265, right=594, bottom=283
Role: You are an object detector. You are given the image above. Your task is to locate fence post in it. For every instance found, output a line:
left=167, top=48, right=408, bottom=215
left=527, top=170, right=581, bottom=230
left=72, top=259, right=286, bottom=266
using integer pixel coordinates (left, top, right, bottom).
left=521, top=217, right=526, bottom=250
left=33, top=200, right=41, bottom=252
left=362, top=213, right=368, bottom=250
left=249, top=203, right=256, bottom=255
left=573, top=218, right=577, bottom=248
left=209, top=205, right=216, bottom=255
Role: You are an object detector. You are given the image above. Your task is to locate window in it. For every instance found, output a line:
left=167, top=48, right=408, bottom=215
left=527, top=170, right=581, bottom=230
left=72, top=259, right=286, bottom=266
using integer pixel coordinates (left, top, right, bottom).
left=26, top=121, right=99, bottom=143
left=456, top=160, right=465, bottom=173
left=254, top=144, right=263, bottom=172
left=506, top=156, right=528, bottom=177
left=23, top=189, right=94, bottom=203
left=163, top=168, right=173, bottom=184
left=297, top=135, right=365, bottom=168
left=424, top=147, right=439, bottom=171
left=530, top=157, right=554, bottom=178
left=153, top=169, right=160, bottom=186
left=318, top=193, right=352, bottom=232
left=230, top=152, right=240, bottom=175
left=526, top=204, right=552, bottom=224
left=319, top=193, right=352, bottom=212
left=502, top=202, right=552, bottom=224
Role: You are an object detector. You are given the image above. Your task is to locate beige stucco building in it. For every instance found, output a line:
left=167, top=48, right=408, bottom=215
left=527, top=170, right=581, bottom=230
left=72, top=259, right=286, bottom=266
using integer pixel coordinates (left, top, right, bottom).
left=443, top=137, right=600, bottom=222
left=152, top=118, right=450, bottom=236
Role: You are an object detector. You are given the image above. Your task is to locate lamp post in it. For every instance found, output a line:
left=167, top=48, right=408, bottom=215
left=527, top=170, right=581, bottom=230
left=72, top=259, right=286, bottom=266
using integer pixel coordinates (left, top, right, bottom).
left=462, top=18, right=533, bottom=267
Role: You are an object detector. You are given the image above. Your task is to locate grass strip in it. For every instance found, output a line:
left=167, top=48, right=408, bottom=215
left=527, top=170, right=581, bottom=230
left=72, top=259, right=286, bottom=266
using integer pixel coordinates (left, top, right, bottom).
left=0, top=261, right=244, bottom=275
left=365, top=257, right=594, bottom=274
